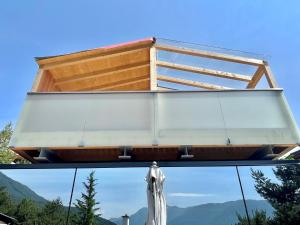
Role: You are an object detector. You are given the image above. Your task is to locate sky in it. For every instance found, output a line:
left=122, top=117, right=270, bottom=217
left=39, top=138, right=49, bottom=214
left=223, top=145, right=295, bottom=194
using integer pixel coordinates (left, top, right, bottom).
left=0, top=0, right=300, bottom=220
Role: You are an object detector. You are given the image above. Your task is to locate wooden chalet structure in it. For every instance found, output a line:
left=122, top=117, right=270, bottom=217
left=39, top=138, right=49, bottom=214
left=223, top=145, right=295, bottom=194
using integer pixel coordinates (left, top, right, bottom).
left=10, top=37, right=300, bottom=163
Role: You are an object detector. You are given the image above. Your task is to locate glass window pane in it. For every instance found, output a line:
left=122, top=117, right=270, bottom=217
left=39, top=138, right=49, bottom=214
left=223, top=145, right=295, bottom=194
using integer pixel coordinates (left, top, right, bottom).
left=238, top=164, right=300, bottom=224
left=0, top=169, right=75, bottom=224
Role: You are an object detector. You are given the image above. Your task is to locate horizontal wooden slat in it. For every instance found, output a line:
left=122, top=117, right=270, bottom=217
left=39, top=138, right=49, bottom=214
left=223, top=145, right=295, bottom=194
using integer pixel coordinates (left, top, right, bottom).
left=155, top=45, right=264, bottom=66
left=99, top=77, right=150, bottom=91
left=55, top=60, right=149, bottom=86
left=157, top=75, right=230, bottom=90
left=65, top=68, right=150, bottom=91
left=156, top=61, right=251, bottom=82
left=51, top=48, right=150, bottom=80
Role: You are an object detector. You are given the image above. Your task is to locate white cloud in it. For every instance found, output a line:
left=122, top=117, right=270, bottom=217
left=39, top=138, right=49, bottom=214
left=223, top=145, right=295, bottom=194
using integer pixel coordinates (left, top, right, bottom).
left=168, top=192, right=214, bottom=198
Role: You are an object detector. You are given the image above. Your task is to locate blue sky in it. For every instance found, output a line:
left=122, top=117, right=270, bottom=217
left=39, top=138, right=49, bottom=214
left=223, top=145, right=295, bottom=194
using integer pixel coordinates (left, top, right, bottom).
left=0, top=0, right=299, bottom=220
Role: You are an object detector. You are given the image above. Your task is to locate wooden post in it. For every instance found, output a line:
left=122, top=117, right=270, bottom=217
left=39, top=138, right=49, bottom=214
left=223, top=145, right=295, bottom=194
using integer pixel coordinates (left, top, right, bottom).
left=150, top=47, right=157, bottom=90
left=31, top=69, right=44, bottom=92
left=263, top=61, right=278, bottom=88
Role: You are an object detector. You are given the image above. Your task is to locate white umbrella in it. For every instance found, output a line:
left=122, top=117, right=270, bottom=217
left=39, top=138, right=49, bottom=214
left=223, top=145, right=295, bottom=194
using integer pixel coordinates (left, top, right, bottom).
left=146, top=161, right=167, bottom=225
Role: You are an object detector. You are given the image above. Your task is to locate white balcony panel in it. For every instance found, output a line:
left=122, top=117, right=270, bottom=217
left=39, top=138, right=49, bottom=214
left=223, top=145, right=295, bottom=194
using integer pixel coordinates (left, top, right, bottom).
left=11, top=93, right=154, bottom=147
left=10, top=90, right=300, bottom=148
left=155, top=91, right=299, bottom=145
left=156, top=92, right=227, bottom=145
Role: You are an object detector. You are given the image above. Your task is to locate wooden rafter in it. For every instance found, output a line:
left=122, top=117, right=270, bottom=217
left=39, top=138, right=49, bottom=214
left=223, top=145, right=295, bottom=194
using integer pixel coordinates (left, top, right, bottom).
left=157, top=75, right=230, bottom=90
left=37, top=39, right=154, bottom=69
left=155, top=44, right=264, bottom=66
left=156, top=61, right=251, bottom=82
left=34, top=71, right=60, bottom=92
left=55, top=60, right=149, bottom=86
left=51, top=47, right=149, bottom=80
left=69, top=70, right=150, bottom=91
left=247, top=65, right=265, bottom=88
left=263, top=62, right=277, bottom=88
left=99, top=77, right=150, bottom=91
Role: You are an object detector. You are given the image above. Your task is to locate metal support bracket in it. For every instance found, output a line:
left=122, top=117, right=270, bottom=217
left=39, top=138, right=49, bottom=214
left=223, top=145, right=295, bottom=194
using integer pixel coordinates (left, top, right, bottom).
left=180, top=145, right=194, bottom=159
left=250, top=145, right=275, bottom=160
left=118, top=146, right=133, bottom=160
left=33, top=148, right=61, bottom=163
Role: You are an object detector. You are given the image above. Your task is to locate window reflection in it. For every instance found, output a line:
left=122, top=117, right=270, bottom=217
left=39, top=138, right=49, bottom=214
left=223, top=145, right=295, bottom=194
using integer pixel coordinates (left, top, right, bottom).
left=0, top=164, right=298, bottom=225
left=238, top=164, right=300, bottom=225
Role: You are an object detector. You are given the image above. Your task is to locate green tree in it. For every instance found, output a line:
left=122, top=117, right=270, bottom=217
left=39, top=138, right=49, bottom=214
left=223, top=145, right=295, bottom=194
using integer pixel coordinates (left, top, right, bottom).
left=0, top=186, right=16, bottom=216
left=0, top=123, right=16, bottom=164
left=235, top=210, right=270, bottom=225
left=74, top=171, right=101, bottom=225
left=251, top=165, right=300, bottom=225
left=0, top=123, right=29, bottom=164
left=39, top=198, right=67, bottom=225
left=14, top=199, right=39, bottom=225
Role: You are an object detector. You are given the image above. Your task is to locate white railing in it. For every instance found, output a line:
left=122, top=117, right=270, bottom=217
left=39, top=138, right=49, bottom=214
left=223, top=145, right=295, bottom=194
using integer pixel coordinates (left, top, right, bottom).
left=10, top=90, right=300, bottom=148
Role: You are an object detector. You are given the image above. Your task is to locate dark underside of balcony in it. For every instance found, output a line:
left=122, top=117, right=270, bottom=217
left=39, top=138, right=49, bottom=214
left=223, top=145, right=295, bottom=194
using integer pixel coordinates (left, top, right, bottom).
left=12, top=144, right=297, bottom=164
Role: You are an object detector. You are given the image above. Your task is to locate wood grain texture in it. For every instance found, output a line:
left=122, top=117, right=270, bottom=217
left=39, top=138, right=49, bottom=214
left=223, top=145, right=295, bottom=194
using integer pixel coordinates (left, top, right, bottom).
left=157, top=61, right=251, bottom=82
left=37, top=38, right=154, bottom=69
left=157, top=74, right=230, bottom=90
left=156, top=44, right=264, bottom=66
left=247, top=66, right=265, bottom=88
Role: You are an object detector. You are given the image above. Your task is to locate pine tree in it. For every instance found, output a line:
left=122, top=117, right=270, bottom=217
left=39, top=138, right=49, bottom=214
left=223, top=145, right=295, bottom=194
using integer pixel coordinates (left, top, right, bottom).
left=15, top=199, right=39, bottom=225
left=0, top=186, right=16, bottom=216
left=235, top=210, right=270, bottom=225
left=0, top=123, right=16, bottom=164
left=74, top=171, right=101, bottom=225
left=39, top=198, right=67, bottom=225
left=251, top=165, right=300, bottom=225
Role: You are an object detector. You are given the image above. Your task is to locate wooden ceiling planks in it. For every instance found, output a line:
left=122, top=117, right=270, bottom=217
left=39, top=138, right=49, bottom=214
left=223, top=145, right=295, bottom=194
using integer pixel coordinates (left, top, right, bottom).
left=35, top=70, right=60, bottom=92
left=36, top=38, right=154, bottom=69
left=34, top=40, right=153, bottom=92
left=50, top=48, right=150, bottom=81
left=102, top=78, right=150, bottom=91
left=57, top=64, right=150, bottom=91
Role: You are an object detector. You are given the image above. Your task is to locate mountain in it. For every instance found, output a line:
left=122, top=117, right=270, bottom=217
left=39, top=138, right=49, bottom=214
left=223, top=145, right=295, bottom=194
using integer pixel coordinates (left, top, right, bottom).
left=0, top=171, right=115, bottom=225
left=110, top=200, right=274, bottom=225
left=0, top=171, right=48, bottom=205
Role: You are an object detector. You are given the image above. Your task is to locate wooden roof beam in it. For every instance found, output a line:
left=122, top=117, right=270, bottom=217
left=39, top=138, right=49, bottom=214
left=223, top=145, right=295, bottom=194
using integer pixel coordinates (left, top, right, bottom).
left=247, top=66, right=265, bottom=88
left=54, top=60, right=149, bottom=86
left=101, top=77, right=150, bottom=91
left=263, top=62, right=278, bottom=88
left=156, top=61, right=251, bottom=82
left=155, top=45, right=264, bottom=66
left=39, top=46, right=152, bottom=70
left=247, top=61, right=277, bottom=88
left=85, top=75, right=150, bottom=91
left=157, top=75, right=231, bottom=90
